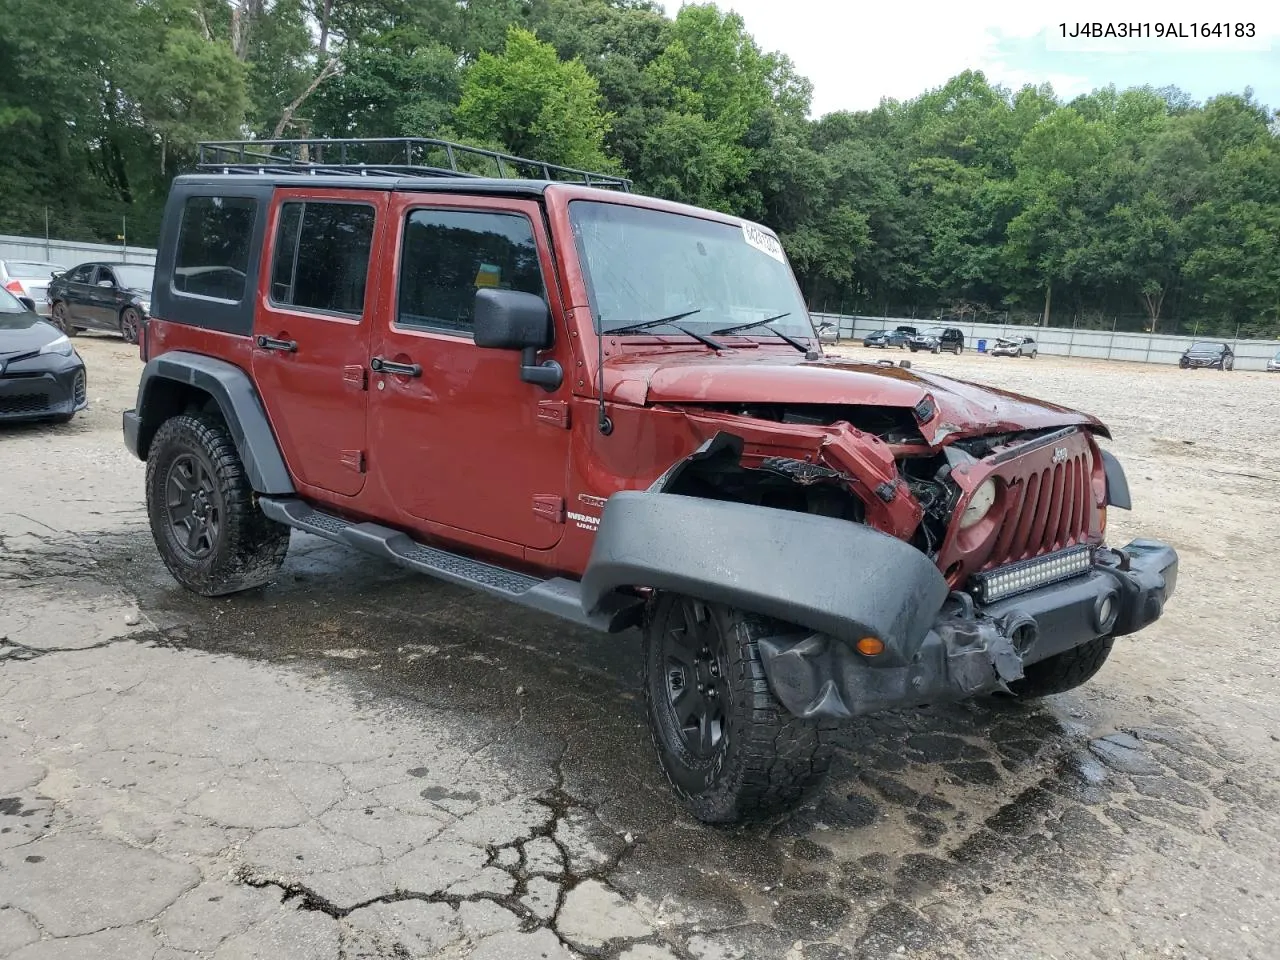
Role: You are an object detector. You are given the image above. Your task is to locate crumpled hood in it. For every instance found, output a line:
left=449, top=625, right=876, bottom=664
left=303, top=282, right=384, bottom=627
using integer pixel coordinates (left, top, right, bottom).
left=604, top=350, right=1106, bottom=444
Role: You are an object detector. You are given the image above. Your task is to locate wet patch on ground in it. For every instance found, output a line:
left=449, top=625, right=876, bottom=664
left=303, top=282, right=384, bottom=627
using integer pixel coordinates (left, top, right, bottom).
left=4, top=524, right=1278, bottom=958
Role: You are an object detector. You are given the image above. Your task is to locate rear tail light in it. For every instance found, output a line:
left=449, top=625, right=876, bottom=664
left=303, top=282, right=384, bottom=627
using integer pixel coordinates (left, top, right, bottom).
left=3, top=280, right=25, bottom=296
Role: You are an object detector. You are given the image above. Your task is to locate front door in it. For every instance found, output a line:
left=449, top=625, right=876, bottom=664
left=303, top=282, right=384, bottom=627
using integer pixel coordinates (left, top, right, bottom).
left=251, top=189, right=385, bottom=498
left=367, top=193, right=572, bottom=551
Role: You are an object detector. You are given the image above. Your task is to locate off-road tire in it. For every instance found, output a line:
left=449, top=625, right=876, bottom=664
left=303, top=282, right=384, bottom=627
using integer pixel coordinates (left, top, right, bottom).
left=119, top=307, right=142, bottom=345
left=145, top=413, right=290, bottom=597
left=643, top=595, right=836, bottom=824
left=50, top=302, right=75, bottom=336
left=1008, top=636, right=1114, bottom=698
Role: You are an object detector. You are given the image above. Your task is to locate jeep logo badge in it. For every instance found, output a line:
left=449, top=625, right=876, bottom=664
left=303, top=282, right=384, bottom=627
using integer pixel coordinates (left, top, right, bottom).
left=1052, top=447, right=1069, bottom=464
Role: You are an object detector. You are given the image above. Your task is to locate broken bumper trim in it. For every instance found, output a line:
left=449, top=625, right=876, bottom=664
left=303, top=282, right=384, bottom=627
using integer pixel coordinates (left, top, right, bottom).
left=758, top=538, right=1178, bottom=720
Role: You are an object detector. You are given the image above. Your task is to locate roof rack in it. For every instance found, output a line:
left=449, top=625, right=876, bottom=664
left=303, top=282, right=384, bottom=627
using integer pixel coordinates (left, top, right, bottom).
left=196, top=137, right=632, bottom=192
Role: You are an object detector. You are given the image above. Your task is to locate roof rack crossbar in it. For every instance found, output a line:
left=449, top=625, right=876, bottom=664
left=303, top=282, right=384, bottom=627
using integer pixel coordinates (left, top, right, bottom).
left=196, top=137, right=631, bottom=191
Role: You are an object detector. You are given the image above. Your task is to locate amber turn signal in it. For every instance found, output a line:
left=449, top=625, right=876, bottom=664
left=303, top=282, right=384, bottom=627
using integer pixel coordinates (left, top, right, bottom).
left=855, top=636, right=885, bottom=657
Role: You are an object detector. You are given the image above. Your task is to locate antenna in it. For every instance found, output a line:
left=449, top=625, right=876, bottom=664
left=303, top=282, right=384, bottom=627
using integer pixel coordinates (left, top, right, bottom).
left=596, top=315, right=612, bottom=436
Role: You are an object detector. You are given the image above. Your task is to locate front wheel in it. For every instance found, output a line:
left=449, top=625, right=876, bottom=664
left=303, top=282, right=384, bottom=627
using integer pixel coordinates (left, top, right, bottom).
left=931, top=344, right=941, bottom=354
left=1009, top=636, right=1114, bottom=698
left=118, top=307, right=142, bottom=345
left=145, top=413, right=291, bottom=597
left=1223, top=357, right=1234, bottom=371
left=643, top=596, right=834, bottom=823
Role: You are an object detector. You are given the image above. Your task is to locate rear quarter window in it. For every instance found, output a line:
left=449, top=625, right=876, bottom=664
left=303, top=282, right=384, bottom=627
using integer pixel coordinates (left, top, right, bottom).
left=173, top=196, right=257, bottom=302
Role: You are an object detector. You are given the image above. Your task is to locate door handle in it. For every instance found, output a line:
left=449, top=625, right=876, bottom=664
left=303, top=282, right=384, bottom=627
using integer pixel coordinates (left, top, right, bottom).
left=256, top=335, right=298, bottom=352
left=370, top=357, right=422, bottom=378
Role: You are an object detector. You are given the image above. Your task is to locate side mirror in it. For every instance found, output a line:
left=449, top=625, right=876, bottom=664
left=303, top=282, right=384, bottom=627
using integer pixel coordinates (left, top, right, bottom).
left=97, top=279, right=114, bottom=288
left=473, top=288, right=561, bottom=391
left=17, top=296, right=36, bottom=313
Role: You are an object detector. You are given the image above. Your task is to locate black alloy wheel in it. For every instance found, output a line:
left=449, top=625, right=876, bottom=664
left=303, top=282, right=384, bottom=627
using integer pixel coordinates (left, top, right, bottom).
left=50, top=302, right=74, bottom=335
left=164, top=453, right=223, bottom=559
left=119, top=307, right=141, bottom=345
left=660, top=600, right=730, bottom=759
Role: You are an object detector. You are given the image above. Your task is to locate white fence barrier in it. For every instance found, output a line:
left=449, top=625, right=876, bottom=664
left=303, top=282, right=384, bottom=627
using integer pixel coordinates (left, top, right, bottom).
left=0, top=234, right=157, bottom=268
left=813, top=314, right=1280, bottom=372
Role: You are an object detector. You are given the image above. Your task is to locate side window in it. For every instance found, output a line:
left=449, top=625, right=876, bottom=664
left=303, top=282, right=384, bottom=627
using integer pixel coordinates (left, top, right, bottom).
left=68, top=265, right=93, bottom=283
left=270, top=202, right=375, bottom=316
left=173, top=196, right=257, bottom=302
left=397, top=209, right=544, bottom=335
left=97, top=267, right=117, bottom=286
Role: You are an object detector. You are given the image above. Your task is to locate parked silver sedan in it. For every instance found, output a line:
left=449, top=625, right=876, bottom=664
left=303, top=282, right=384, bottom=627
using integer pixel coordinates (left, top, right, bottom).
left=0, top=259, right=68, bottom=317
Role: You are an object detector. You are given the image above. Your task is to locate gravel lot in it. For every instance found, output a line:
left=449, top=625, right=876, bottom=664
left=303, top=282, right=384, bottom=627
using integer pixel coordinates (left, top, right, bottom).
left=1, top=334, right=1277, bottom=960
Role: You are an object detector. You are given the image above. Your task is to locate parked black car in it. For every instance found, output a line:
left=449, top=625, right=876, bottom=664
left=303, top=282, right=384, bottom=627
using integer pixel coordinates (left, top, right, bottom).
left=908, top=327, right=965, bottom=354
left=862, top=325, right=916, bottom=348
left=47, top=262, right=154, bottom=344
left=0, top=287, right=87, bottom=424
left=1178, top=342, right=1233, bottom=370
left=990, top=335, right=1038, bottom=358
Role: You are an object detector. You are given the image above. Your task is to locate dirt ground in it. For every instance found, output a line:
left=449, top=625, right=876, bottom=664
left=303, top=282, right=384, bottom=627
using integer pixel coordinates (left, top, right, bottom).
left=0, top=333, right=1277, bottom=960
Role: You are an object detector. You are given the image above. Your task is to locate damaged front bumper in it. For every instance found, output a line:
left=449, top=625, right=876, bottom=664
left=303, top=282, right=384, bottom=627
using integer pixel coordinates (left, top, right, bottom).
left=759, top=539, right=1178, bottom=719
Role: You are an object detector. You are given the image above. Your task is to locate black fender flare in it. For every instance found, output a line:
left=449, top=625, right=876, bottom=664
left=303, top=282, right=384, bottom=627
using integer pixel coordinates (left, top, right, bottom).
left=129, top=351, right=295, bottom=495
left=1099, top=449, right=1131, bottom=510
left=580, top=491, right=949, bottom=658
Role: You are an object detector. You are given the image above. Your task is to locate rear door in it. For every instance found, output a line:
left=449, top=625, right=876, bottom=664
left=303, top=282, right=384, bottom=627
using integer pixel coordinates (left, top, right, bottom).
left=89, top=266, right=121, bottom=329
left=251, top=188, right=385, bottom=498
left=366, top=192, right=572, bottom=551
left=61, top=264, right=97, bottom=326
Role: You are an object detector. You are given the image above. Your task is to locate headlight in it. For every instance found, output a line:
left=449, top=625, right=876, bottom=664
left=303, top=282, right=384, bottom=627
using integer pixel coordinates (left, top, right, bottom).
left=39, top=334, right=73, bottom=357
left=959, top=478, right=997, bottom=529
left=139, top=301, right=151, bottom=313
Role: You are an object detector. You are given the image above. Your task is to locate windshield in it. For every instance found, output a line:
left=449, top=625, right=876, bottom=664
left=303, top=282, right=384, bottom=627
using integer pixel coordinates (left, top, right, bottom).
left=568, top=201, right=812, bottom=338
left=6, top=261, right=65, bottom=276
left=114, top=265, right=154, bottom=290
left=0, top=288, right=27, bottom=313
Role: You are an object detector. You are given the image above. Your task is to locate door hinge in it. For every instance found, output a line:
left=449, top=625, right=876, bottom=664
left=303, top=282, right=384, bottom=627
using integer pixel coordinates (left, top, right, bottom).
left=340, top=450, right=366, bottom=473
left=532, top=495, right=565, bottom=524
left=536, top=400, right=570, bottom=429
left=343, top=364, right=368, bottom=390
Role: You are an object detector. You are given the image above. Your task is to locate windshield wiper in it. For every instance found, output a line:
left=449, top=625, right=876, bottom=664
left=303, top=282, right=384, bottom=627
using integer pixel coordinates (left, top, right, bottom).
left=711, top=312, right=810, bottom=354
left=607, top=309, right=703, bottom=335
left=605, top=309, right=725, bottom=351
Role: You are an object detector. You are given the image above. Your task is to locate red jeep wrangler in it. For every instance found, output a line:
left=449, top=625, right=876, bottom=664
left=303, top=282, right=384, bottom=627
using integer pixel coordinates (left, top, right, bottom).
left=124, top=138, right=1178, bottom=823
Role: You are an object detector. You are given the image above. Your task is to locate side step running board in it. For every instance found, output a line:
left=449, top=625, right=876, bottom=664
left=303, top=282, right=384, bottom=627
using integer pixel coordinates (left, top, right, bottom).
left=259, top=497, right=641, bottom=633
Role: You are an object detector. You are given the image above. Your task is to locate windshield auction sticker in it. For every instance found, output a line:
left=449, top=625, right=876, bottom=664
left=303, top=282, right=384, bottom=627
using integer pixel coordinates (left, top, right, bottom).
left=742, top=223, right=787, bottom=263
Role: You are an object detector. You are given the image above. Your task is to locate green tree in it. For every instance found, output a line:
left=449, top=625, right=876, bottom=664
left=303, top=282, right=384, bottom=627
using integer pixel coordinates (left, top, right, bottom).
left=455, top=26, right=613, bottom=170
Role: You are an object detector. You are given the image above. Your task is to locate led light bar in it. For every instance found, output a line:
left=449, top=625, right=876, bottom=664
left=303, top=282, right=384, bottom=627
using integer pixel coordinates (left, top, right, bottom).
left=971, top=545, right=1093, bottom=604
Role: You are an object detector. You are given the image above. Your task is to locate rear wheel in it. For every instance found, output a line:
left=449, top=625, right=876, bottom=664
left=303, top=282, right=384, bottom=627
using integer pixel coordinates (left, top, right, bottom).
left=1009, top=636, right=1114, bottom=698
left=146, top=413, right=291, bottom=597
left=50, top=302, right=75, bottom=336
left=931, top=344, right=941, bottom=354
left=644, top=595, right=835, bottom=823
left=118, top=307, right=142, bottom=345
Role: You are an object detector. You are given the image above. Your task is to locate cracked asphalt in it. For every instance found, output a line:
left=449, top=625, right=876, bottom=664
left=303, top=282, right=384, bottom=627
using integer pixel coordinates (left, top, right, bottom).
left=2, top=335, right=1279, bottom=959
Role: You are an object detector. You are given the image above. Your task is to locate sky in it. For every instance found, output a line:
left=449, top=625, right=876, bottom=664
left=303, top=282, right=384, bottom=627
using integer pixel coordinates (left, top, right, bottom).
left=659, top=0, right=1280, bottom=117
